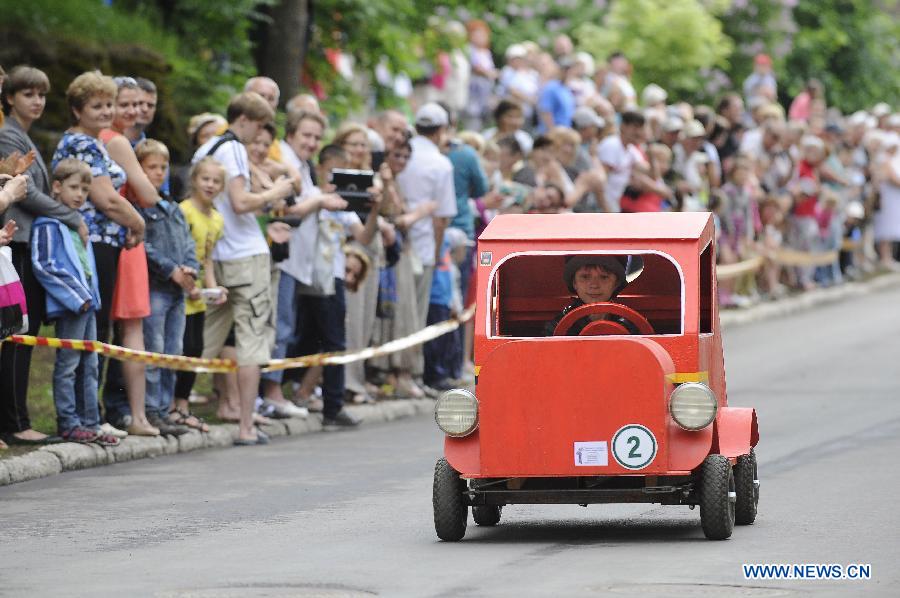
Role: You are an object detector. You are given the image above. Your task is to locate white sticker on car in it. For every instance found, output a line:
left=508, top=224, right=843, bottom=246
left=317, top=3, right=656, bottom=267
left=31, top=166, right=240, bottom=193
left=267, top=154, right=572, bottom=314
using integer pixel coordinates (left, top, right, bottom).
left=612, top=424, right=657, bottom=470
left=574, top=441, right=608, bottom=466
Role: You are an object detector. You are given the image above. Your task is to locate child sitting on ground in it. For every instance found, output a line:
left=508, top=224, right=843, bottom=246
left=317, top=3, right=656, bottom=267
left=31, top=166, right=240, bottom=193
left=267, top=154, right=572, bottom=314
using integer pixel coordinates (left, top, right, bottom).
left=31, top=159, right=118, bottom=446
left=136, top=139, right=207, bottom=433
left=172, top=157, right=229, bottom=423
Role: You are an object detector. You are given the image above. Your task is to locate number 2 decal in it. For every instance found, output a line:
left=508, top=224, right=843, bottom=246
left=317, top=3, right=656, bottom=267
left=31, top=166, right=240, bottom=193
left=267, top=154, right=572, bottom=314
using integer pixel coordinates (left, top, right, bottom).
left=612, top=425, right=657, bottom=470
left=627, top=436, right=642, bottom=459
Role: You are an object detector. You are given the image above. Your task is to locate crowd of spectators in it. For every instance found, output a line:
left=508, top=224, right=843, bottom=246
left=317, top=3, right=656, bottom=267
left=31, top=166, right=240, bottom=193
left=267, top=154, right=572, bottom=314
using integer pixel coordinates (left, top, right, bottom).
left=1, top=23, right=899, bottom=449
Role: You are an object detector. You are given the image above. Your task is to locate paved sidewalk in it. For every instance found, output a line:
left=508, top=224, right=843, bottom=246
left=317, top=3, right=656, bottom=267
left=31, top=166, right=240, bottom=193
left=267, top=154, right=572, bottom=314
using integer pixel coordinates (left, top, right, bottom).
left=0, top=399, right=435, bottom=487
left=2, top=271, right=898, bottom=488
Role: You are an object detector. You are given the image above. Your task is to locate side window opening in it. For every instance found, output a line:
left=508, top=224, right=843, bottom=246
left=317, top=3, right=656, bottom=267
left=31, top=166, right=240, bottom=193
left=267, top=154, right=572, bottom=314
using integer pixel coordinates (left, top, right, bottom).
left=700, top=243, right=713, bottom=334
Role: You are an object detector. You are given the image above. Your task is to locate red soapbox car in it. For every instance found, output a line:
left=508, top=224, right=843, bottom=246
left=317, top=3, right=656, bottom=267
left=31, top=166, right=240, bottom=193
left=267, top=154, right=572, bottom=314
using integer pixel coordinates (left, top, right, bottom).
left=432, top=212, right=759, bottom=541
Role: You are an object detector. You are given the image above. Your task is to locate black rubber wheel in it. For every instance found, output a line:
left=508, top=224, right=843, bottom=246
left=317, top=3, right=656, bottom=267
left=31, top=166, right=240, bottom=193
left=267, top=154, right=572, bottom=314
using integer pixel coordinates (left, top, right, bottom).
left=699, top=454, right=735, bottom=540
left=734, top=449, right=759, bottom=525
left=433, top=458, right=468, bottom=541
left=472, top=505, right=502, bottom=526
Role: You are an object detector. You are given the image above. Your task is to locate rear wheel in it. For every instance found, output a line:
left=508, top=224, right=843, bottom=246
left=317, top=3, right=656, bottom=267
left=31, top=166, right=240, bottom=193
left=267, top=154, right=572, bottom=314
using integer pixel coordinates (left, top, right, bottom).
left=433, top=458, right=468, bottom=541
left=699, top=454, right=735, bottom=540
left=472, top=505, right=502, bottom=526
left=734, top=449, right=759, bottom=525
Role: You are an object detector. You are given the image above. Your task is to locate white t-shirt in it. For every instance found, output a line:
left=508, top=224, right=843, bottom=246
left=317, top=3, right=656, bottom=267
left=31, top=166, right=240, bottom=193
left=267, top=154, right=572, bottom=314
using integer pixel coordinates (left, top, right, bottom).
left=395, top=135, right=457, bottom=266
left=597, top=134, right=634, bottom=212
left=192, top=134, right=269, bottom=261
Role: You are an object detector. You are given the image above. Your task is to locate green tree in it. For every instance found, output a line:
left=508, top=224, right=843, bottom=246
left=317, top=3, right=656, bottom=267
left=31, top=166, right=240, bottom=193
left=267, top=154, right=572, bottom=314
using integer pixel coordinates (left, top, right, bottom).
left=785, top=0, right=900, bottom=112
left=575, top=0, right=733, bottom=102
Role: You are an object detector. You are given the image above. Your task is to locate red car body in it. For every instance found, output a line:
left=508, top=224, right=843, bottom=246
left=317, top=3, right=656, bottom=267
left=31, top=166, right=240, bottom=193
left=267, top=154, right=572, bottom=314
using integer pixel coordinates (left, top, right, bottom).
left=432, top=213, right=760, bottom=541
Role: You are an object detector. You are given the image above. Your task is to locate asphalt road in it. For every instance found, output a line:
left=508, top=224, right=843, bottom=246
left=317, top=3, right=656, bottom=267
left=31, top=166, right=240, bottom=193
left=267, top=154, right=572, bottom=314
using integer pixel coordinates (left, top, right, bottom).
left=2, top=286, right=900, bottom=598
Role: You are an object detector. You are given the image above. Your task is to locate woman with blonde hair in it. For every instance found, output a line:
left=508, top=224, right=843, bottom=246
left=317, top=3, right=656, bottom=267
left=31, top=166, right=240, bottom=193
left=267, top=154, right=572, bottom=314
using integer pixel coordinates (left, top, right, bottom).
left=332, top=122, right=372, bottom=170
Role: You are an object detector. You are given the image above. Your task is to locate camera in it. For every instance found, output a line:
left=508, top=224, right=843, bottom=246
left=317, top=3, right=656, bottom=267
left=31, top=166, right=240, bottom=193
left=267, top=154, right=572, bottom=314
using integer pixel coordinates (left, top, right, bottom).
left=331, top=168, right=375, bottom=213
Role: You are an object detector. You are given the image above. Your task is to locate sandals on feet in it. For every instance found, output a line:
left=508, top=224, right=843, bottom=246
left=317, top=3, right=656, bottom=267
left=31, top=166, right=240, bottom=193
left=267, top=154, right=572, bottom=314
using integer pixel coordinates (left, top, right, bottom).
left=93, top=432, right=120, bottom=447
left=62, top=427, right=99, bottom=444
left=169, top=408, right=210, bottom=432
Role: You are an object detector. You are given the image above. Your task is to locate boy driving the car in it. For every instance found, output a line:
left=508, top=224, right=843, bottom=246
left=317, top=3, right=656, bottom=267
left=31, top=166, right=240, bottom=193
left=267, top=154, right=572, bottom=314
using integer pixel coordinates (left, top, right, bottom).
left=544, top=255, right=640, bottom=336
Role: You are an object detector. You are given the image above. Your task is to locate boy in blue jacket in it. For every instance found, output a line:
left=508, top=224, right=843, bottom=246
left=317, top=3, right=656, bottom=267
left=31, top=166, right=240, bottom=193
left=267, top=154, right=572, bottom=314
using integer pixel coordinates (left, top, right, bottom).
left=136, top=140, right=203, bottom=431
left=31, top=159, right=117, bottom=445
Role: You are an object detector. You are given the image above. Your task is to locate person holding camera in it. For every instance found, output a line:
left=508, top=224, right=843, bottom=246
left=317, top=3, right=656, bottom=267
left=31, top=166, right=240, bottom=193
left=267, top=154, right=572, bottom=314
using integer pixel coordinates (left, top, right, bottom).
left=263, top=110, right=381, bottom=428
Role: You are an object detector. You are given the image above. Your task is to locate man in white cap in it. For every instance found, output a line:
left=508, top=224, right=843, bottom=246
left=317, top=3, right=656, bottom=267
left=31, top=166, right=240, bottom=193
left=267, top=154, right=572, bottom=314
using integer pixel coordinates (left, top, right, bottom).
left=396, top=103, right=458, bottom=334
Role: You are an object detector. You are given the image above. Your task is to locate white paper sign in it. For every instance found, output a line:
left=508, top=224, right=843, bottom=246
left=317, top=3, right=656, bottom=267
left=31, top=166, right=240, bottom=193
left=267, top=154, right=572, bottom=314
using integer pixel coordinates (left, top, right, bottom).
left=574, top=441, right=609, bottom=466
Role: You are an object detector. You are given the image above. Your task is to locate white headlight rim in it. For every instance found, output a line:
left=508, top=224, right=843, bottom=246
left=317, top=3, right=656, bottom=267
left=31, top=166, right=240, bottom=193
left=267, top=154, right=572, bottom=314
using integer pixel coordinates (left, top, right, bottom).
left=669, top=382, right=717, bottom=431
left=434, top=388, right=479, bottom=437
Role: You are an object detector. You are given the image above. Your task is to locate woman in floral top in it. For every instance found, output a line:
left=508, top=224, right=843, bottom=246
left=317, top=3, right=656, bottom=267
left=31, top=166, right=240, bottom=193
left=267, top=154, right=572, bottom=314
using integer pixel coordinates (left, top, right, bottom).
left=51, top=71, right=145, bottom=436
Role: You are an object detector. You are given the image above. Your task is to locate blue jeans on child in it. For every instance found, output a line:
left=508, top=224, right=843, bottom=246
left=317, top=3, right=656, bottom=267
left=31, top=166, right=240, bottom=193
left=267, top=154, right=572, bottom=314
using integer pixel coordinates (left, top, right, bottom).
left=143, top=289, right=186, bottom=419
left=53, top=311, right=100, bottom=433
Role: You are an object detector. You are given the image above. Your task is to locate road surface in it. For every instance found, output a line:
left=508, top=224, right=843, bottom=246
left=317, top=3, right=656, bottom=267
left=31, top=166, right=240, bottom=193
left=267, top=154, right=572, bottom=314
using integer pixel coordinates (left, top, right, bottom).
left=2, top=286, right=899, bottom=597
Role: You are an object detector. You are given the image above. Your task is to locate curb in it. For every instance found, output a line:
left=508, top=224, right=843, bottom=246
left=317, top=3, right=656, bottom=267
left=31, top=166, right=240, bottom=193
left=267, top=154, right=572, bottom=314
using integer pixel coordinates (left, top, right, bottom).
left=719, top=272, right=900, bottom=328
left=3, top=272, right=899, bottom=488
left=0, top=398, right=436, bottom=487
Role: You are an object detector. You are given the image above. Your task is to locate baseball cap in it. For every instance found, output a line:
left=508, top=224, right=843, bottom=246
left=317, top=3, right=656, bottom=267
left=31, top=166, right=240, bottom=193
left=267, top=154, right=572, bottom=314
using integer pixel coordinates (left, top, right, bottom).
left=641, top=83, right=667, bottom=106
left=683, top=119, right=706, bottom=138
left=572, top=107, right=605, bottom=130
left=505, top=44, right=527, bottom=60
left=872, top=102, right=891, bottom=118
left=662, top=116, right=684, bottom=133
left=414, top=103, right=449, bottom=128
left=443, top=227, right=474, bottom=249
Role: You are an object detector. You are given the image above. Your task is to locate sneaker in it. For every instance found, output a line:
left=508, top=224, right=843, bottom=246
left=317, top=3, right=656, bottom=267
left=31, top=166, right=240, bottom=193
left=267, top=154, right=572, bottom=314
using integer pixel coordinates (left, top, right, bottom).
left=322, top=408, right=361, bottom=430
left=262, top=398, right=309, bottom=419
left=147, top=413, right=190, bottom=437
left=100, top=422, right=128, bottom=439
left=256, top=397, right=289, bottom=419
left=61, top=427, right=99, bottom=444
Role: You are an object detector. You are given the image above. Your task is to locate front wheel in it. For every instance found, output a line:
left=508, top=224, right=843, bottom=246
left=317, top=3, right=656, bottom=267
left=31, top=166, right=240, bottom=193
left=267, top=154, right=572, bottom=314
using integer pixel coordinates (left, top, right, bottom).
left=433, top=458, right=468, bottom=541
left=472, top=505, right=502, bottom=526
left=734, top=449, right=759, bottom=525
left=698, top=454, right=735, bottom=540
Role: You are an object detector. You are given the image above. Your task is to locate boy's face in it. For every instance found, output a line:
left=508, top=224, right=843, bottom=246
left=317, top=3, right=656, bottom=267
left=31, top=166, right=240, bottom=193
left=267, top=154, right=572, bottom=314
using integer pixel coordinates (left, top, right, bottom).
left=53, top=175, right=90, bottom=210
left=140, top=154, right=168, bottom=190
left=573, top=265, right=617, bottom=304
left=233, top=114, right=264, bottom=144
left=248, top=130, right=273, bottom=165
left=320, top=156, right=347, bottom=187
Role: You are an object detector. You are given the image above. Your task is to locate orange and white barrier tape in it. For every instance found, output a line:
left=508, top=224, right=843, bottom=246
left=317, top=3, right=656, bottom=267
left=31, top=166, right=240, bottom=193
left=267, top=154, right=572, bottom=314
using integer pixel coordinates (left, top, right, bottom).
left=261, top=304, right=475, bottom=372
left=3, top=335, right=236, bottom=373
left=772, top=248, right=840, bottom=268
left=716, top=256, right=765, bottom=281
left=715, top=248, right=841, bottom=281
left=0, top=304, right=476, bottom=374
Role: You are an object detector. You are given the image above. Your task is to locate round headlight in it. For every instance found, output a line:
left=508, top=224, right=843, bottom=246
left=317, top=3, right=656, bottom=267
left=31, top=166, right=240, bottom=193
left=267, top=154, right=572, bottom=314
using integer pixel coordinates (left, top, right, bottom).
left=669, top=382, right=717, bottom=430
left=434, top=389, right=479, bottom=437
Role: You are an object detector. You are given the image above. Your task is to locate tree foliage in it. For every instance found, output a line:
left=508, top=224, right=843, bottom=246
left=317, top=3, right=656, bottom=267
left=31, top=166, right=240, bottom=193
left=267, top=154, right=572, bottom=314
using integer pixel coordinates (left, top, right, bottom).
left=575, top=0, right=733, bottom=101
left=784, top=0, right=900, bottom=112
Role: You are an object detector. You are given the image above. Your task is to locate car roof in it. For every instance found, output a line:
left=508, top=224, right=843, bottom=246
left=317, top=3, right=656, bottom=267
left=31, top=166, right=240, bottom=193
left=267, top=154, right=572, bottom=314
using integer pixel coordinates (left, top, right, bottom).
left=479, top=213, right=713, bottom=243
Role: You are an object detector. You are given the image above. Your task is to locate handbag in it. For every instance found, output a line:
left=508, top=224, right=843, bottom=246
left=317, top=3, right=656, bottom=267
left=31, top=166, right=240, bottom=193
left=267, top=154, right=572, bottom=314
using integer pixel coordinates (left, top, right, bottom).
left=0, top=246, right=28, bottom=339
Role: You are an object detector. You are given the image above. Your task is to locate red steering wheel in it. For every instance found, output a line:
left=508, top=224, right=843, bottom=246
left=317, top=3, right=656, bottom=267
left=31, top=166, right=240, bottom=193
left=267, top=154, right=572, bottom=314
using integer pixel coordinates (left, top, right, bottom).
left=552, top=302, right=655, bottom=336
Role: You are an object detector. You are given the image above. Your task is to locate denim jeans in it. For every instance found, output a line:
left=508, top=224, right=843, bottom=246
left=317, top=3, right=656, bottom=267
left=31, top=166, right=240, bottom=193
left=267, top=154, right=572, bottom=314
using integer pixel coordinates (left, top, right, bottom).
left=143, top=289, right=186, bottom=419
left=261, top=271, right=300, bottom=385
left=53, top=310, right=100, bottom=433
